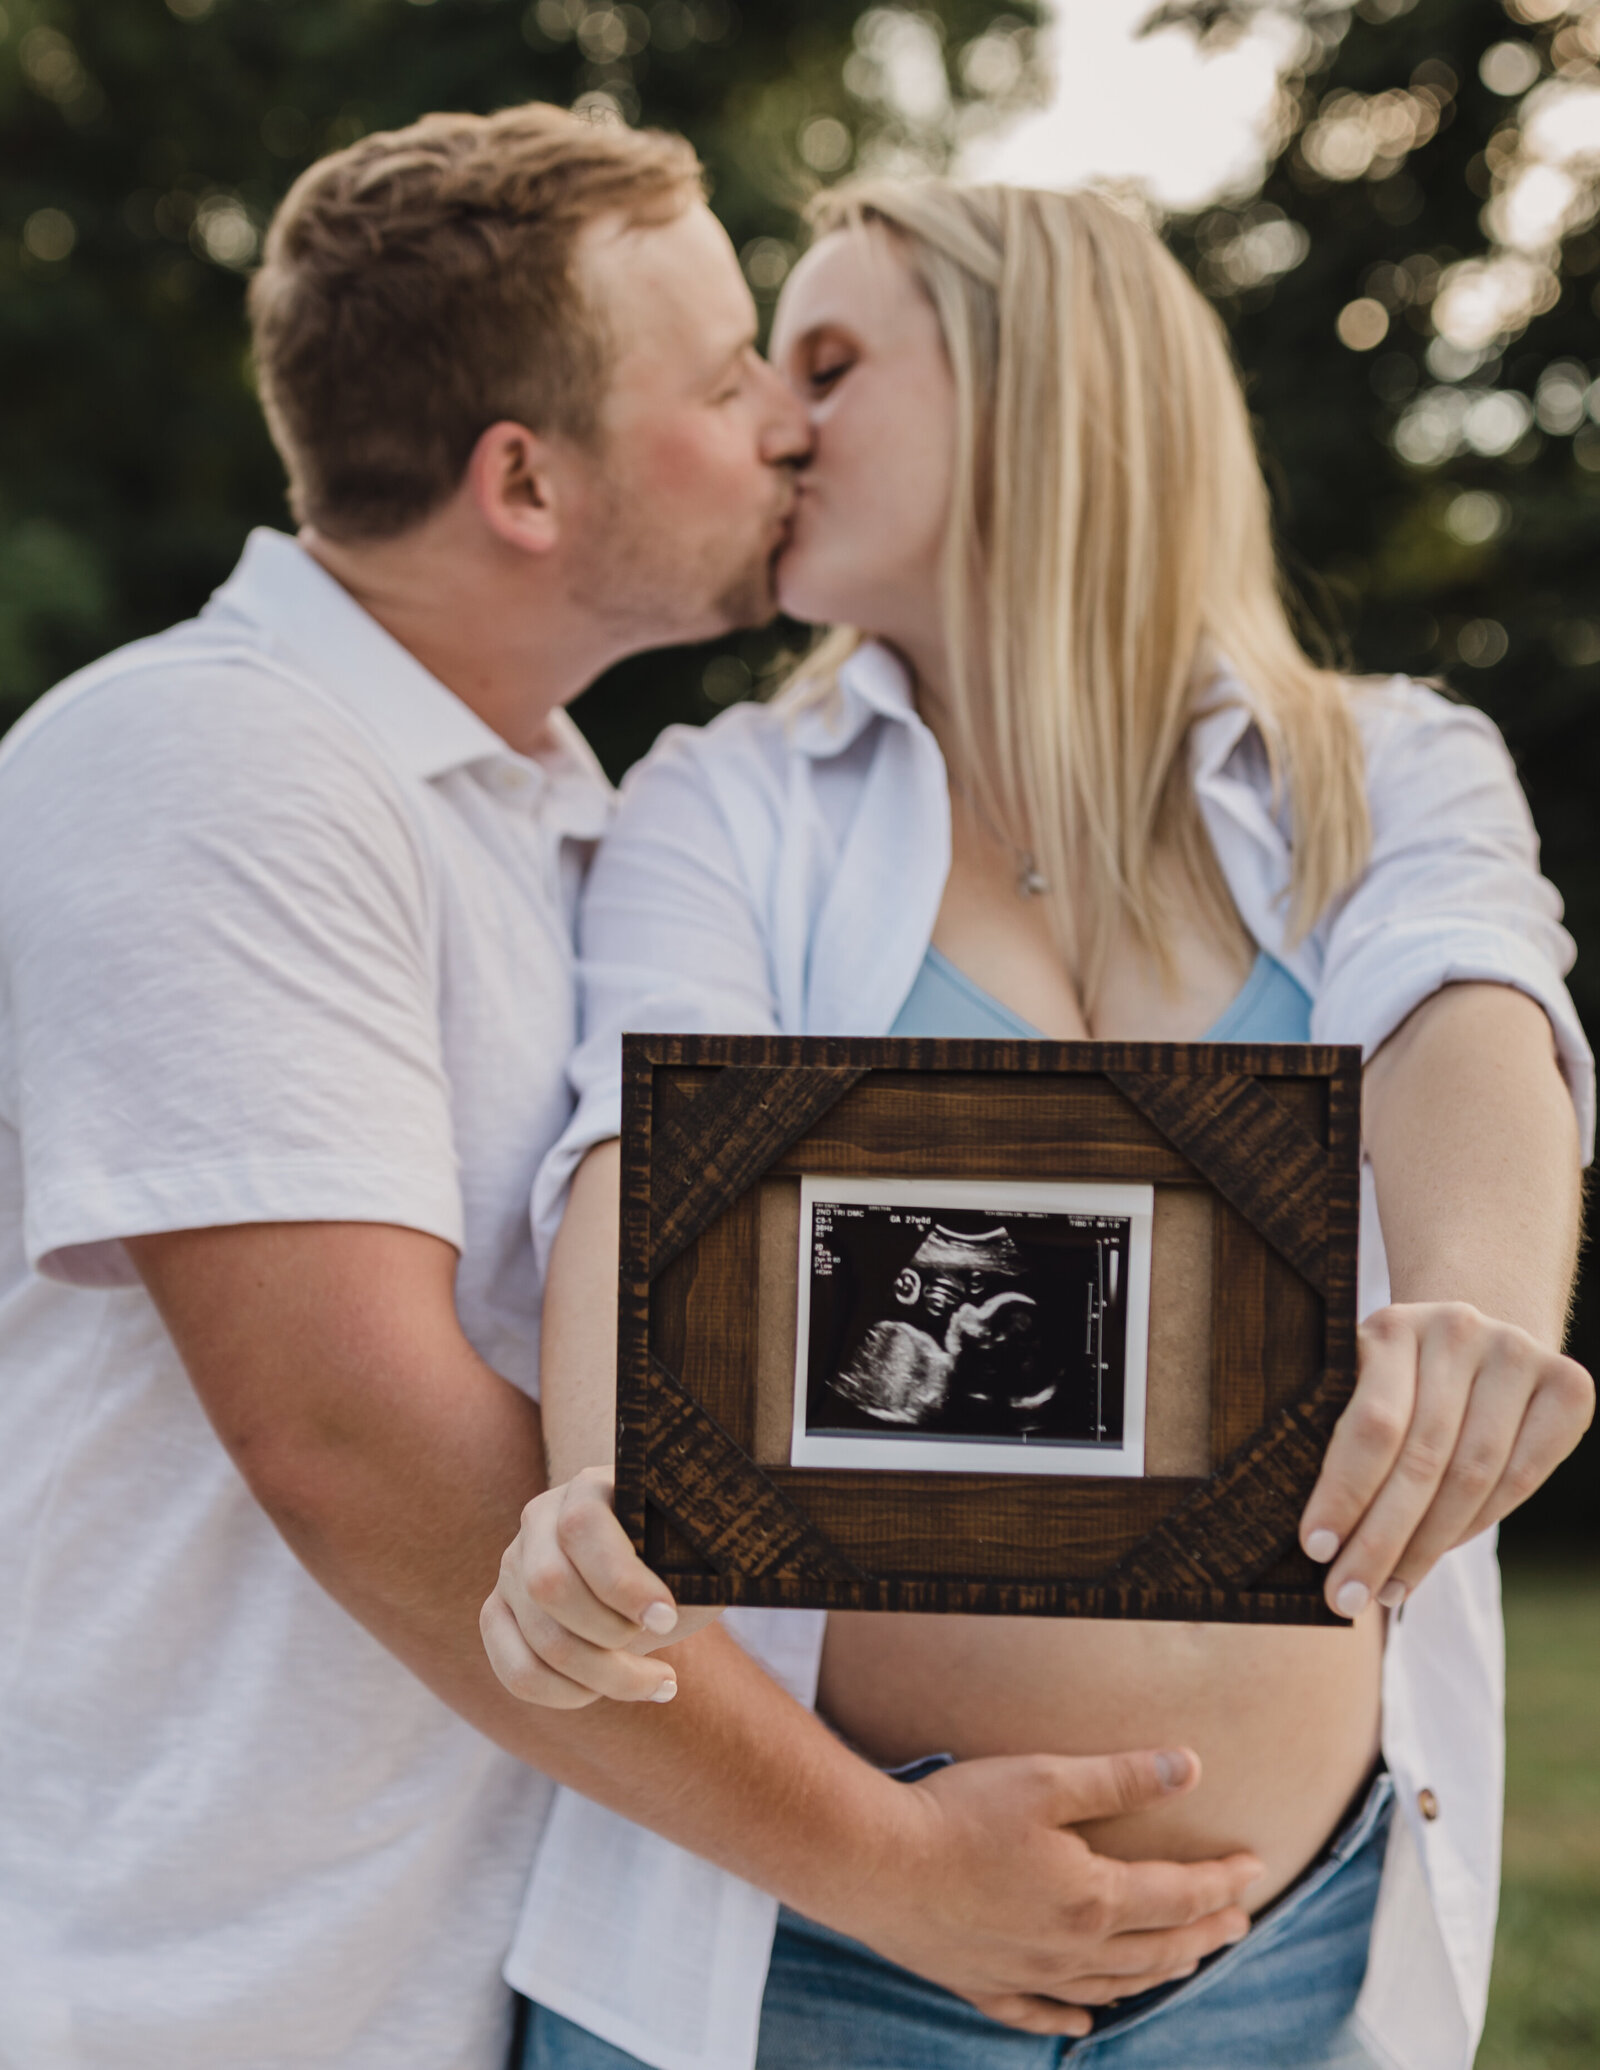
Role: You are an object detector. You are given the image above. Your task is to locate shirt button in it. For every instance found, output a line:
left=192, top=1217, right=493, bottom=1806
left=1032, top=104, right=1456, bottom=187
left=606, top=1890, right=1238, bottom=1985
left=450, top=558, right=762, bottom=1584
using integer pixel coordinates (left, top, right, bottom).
left=1418, top=1788, right=1439, bottom=1821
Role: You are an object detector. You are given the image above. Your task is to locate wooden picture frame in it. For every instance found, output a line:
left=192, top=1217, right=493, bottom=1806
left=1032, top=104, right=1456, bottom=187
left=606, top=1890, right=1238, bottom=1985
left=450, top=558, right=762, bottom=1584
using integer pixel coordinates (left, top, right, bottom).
left=616, top=1032, right=1362, bottom=1626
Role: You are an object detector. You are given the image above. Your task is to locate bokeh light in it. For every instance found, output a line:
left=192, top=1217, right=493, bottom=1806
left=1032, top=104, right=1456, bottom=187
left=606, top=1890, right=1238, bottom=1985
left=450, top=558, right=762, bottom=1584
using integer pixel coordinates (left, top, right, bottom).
left=799, top=116, right=853, bottom=172
left=1442, top=489, right=1510, bottom=545
left=1337, top=297, right=1390, bottom=350
left=22, top=207, right=76, bottom=263
left=1457, top=618, right=1510, bottom=667
left=1480, top=41, right=1542, bottom=97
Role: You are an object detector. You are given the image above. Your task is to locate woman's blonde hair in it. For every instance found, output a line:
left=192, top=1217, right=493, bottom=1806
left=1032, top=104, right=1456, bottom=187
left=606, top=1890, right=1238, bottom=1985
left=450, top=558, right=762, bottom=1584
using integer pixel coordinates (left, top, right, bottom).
left=792, top=180, right=1369, bottom=1000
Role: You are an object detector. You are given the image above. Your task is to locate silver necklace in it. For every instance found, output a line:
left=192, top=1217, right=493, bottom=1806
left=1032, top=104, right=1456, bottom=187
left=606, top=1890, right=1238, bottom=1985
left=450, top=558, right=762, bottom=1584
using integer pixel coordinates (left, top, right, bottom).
left=949, top=779, right=1049, bottom=899
left=1015, top=852, right=1048, bottom=899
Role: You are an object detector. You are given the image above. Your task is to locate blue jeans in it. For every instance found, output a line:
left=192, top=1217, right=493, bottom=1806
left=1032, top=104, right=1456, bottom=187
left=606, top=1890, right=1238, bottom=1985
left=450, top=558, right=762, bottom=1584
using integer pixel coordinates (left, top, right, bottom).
left=521, top=1772, right=1393, bottom=2070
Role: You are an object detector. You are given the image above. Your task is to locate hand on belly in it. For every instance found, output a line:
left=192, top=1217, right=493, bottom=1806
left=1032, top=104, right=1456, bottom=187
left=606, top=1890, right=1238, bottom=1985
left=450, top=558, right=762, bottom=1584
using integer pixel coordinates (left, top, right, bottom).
left=818, top=1611, right=1385, bottom=1908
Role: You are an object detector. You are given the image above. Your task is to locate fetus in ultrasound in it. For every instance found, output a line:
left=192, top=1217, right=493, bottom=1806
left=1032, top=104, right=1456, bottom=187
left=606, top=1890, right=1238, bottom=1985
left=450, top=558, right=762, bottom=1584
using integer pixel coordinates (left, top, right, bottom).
left=829, top=1221, right=1058, bottom=1434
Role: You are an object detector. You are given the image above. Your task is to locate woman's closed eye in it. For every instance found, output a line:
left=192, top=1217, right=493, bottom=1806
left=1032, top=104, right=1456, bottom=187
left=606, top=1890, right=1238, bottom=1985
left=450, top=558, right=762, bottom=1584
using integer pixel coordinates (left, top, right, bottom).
left=809, top=358, right=852, bottom=395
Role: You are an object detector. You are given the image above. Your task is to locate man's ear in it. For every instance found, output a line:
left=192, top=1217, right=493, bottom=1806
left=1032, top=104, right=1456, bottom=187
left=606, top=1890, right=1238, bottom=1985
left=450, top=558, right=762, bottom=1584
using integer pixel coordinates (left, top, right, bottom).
left=467, top=420, right=563, bottom=556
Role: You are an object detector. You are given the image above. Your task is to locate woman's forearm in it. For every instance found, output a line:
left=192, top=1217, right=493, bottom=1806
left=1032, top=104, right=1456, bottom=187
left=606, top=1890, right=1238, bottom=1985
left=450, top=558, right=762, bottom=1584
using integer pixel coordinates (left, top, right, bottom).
left=1300, top=979, right=1591, bottom=1610
left=1361, top=981, right=1581, bottom=1344
left=540, top=1139, right=624, bottom=1482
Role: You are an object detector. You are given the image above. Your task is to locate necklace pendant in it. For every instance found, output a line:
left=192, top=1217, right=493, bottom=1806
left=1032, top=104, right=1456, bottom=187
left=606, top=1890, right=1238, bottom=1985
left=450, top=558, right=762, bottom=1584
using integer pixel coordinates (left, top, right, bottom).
left=1016, top=853, right=1048, bottom=899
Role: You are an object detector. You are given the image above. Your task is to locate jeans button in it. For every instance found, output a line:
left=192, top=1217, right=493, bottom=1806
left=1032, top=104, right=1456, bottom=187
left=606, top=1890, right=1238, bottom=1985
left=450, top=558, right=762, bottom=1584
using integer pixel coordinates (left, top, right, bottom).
left=1418, top=1787, right=1439, bottom=1821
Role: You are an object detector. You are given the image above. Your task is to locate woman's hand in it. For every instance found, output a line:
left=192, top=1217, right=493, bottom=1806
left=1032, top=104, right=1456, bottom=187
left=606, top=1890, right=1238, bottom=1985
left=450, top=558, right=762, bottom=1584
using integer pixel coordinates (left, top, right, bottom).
left=1300, top=1301, right=1593, bottom=1617
left=480, top=1466, right=720, bottom=1707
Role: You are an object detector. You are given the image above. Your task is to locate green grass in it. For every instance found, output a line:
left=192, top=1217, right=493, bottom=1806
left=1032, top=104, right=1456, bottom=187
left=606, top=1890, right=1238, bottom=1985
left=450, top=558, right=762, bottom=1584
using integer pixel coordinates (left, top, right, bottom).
left=1478, top=1565, right=1600, bottom=2070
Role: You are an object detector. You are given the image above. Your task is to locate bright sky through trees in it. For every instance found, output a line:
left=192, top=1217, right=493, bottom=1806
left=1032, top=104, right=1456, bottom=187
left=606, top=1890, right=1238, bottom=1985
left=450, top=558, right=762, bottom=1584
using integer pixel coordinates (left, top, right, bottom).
left=964, top=0, right=1299, bottom=209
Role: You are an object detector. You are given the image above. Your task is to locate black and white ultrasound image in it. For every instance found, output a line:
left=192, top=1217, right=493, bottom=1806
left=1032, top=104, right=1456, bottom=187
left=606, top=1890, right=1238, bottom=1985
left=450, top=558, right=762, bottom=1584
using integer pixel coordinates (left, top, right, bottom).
left=804, top=1202, right=1131, bottom=1448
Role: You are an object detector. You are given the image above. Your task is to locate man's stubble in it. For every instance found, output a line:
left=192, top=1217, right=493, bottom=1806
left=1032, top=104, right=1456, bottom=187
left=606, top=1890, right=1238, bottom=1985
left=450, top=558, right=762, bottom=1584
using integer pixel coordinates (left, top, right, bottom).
left=566, top=461, right=784, bottom=649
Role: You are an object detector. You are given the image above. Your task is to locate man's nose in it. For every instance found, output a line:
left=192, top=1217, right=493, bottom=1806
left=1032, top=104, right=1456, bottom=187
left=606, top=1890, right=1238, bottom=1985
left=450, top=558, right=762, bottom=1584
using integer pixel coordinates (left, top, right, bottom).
left=757, top=356, right=812, bottom=467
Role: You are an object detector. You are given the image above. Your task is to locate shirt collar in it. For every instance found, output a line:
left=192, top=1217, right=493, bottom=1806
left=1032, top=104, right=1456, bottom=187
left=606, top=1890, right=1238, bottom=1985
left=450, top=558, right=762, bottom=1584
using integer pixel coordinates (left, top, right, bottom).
left=1188, top=657, right=1265, bottom=786
left=782, top=638, right=923, bottom=760
left=203, top=528, right=609, bottom=824
left=782, top=636, right=1268, bottom=786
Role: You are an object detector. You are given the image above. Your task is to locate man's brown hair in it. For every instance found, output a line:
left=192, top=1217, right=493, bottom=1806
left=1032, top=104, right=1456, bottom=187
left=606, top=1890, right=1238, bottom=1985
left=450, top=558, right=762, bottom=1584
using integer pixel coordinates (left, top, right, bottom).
left=248, top=103, right=704, bottom=539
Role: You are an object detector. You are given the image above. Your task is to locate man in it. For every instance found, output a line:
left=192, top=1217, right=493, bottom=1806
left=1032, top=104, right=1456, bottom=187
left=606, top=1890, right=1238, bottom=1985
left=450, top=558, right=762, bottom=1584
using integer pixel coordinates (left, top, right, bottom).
left=0, top=105, right=1260, bottom=2069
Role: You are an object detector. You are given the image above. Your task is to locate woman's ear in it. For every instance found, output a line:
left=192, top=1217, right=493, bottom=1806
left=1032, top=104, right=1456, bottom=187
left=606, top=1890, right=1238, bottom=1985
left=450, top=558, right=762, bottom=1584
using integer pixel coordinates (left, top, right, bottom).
left=466, top=419, right=562, bottom=556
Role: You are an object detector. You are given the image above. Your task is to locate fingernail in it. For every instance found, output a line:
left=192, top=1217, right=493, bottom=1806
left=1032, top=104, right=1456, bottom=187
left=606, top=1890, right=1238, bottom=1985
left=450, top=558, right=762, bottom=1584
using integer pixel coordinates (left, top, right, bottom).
left=1335, top=1579, right=1370, bottom=1619
left=1227, top=1921, right=1250, bottom=1945
left=1154, top=1749, right=1192, bottom=1790
left=1376, top=1578, right=1407, bottom=1610
left=649, top=1678, right=678, bottom=1703
left=1305, top=1528, right=1340, bottom=1563
left=640, top=1602, right=678, bottom=1636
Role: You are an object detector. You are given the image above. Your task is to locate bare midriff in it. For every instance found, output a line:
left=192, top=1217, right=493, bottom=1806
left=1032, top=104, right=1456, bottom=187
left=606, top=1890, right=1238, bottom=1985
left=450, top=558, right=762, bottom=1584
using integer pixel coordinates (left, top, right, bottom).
left=819, top=1608, right=1384, bottom=1909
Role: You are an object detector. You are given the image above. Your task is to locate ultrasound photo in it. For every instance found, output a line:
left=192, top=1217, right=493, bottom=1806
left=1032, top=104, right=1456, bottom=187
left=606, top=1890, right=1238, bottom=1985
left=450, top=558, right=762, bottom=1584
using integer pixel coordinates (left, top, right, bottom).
left=791, top=1178, right=1152, bottom=1477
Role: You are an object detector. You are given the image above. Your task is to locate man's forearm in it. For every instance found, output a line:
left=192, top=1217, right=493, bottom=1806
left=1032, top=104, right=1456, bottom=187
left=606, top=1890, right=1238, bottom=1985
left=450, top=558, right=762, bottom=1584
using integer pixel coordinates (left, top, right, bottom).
left=1363, top=981, right=1582, bottom=1341
left=130, top=1218, right=907, bottom=1928
left=318, top=1467, right=901, bottom=1926
left=283, top=1424, right=910, bottom=1920
left=271, top=1385, right=903, bottom=1920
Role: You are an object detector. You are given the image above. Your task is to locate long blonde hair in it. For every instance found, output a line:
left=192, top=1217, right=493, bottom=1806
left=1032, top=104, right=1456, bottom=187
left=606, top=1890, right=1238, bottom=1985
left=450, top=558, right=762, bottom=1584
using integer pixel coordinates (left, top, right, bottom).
left=791, top=180, right=1369, bottom=1001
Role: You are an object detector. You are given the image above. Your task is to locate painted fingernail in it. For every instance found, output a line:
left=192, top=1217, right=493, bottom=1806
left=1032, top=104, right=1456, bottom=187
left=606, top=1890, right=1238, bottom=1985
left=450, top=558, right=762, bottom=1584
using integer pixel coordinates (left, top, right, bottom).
left=1305, top=1528, right=1340, bottom=1563
left=1154, top=1749, right=1192, bottom=1790
left=640, top=1601, right=678, bottom=1636
left=1376, top=1579, right=1407, bottom=1610
left=1335, top=1579, right=1370, bottom=1619
left=649, top=1677, right=678, bottom=1703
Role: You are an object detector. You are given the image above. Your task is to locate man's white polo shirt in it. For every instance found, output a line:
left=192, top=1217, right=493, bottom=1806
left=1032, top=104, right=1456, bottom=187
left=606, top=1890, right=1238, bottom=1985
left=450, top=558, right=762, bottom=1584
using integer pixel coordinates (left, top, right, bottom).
left=0, top=528, right=607, bottom=2070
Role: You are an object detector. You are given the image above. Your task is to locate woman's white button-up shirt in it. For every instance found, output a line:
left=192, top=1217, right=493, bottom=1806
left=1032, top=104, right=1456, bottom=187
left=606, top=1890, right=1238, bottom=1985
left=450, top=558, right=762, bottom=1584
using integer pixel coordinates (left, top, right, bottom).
left=517, top=641, right=1592, bottom=2070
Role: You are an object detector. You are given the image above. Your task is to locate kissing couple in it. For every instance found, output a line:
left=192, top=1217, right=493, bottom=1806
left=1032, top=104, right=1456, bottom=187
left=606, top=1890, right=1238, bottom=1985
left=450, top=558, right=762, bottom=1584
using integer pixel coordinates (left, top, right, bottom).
left=0, top=99, right=1590, bottom=2070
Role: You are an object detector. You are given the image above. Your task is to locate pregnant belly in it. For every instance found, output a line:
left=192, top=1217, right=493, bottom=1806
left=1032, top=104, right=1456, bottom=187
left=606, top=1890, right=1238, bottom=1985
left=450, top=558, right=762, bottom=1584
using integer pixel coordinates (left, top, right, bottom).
left=818, top=1611, right=1385, bottom=1908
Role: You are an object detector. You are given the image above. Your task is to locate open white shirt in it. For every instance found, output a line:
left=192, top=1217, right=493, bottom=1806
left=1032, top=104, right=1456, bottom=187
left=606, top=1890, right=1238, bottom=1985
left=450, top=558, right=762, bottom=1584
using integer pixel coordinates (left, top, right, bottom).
left=517, top=640, right=1592, bottom=2070
left=0, top=529, right=609, bottom=2070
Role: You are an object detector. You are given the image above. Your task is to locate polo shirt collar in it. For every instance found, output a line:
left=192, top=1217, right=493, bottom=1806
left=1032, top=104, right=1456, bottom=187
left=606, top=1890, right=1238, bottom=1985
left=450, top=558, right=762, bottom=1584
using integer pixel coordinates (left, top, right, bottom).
left=205, top=528, right=599, bottom=793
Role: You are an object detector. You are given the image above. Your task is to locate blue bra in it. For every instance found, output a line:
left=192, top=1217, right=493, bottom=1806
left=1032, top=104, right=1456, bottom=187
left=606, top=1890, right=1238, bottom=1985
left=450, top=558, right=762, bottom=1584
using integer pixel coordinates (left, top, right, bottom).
left=890, top=944, right=1312, bottom=1042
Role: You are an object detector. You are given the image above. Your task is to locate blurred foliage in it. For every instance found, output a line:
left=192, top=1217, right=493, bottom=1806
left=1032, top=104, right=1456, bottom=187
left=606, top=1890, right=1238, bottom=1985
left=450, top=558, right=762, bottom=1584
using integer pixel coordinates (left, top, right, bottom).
left=3, top=0, right=1597, bottom=1535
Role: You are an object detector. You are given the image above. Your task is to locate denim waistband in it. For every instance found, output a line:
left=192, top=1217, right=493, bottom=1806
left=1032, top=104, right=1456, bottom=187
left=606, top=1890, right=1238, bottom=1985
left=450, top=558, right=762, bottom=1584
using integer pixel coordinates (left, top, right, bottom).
left=1057, top=1766, right=1395, bottom=2054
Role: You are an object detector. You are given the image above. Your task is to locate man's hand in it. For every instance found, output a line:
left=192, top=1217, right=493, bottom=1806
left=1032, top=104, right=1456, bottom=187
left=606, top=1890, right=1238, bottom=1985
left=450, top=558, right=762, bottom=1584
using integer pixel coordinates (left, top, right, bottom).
left=482, top=1467, right=719, bottom=1708
left=1300, top=1301, right=1592, bottom=1617
left=855, top=1750, right=1260, bottom=2037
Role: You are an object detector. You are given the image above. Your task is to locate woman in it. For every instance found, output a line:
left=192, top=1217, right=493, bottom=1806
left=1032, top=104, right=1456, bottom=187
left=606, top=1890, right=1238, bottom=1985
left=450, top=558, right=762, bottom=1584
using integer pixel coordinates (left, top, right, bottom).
left=490, top=183, right=1593, bottom=2068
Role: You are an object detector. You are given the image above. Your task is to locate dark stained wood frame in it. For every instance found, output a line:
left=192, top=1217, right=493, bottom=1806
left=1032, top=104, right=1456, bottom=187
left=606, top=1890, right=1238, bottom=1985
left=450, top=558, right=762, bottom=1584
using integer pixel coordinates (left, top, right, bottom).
left=616, top=1033, right=1363, bottom=1627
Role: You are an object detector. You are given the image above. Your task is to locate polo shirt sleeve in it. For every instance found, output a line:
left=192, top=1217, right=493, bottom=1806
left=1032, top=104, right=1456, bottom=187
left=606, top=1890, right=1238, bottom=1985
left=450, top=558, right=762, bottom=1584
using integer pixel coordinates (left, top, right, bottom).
left=531, top=721, right=780, bottom=1267
left=0, top=660, right=465, bottom=1287
left=1312, top=679, right=1594, bottom=1159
